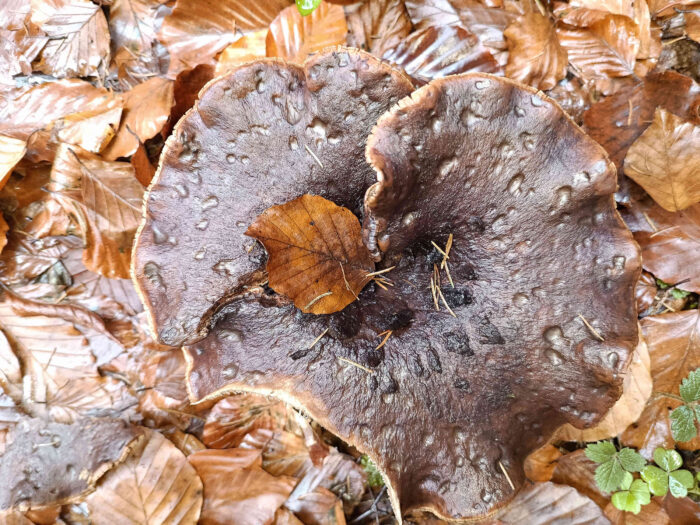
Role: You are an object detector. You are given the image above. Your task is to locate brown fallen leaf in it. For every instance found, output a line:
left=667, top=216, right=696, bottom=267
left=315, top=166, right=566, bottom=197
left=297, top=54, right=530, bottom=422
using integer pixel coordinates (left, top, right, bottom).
left=0, top=417, right=141, bottom=511
left=553, top=336, right=651, bottom=442
left=189, top=448, right=296, bottom=525
left=31, top=0, right=110, bottom=78
left=647, top=0, right=699, bottom=17
left=687, top=12, right=700, bottom=43
left=266, top=2, right=348, bottom=63
left=662, top=495, right=700, bottom=523
left=158, top=0, right=239, bottom=78
left=553, top=0, right=634, bottom=27
left=274, top=508, right=304, bottom=525
left=0, top=217, right=8, bottom=257
left=215, top=29, right=267, bottom=76
left=622, top=187, right=700, bottom=293
left=490, top=481, right=609, bottom=524
left=47, top=144, right=143, bottom=279
left=164, top=65, right=216, bottom=137
left=504, top=13, right=567, bottom=90
left=225, top=0, right=292, bottom=32
left=0, top=511, right=32, bottom=525
left=102, top=76, right=174, bottom=160
left=636, top=271, right=658, bottom=315
left=383, top=25, right=501, bottom=84
left=0, top=136, right=25, bottom=189
left=241, top=429, right=314, bottom=478
left=86, top=428, right=203, bottom=524
left=163, top=429, right=207, bottom=456
left=285, top=487, right=345, bottom=525
left=54, top=106, right=123, bottom=155
left=524, top=444, right=562, bottom=482
left=557, top=15, right=639, bottom=93
left=130, top=143, right=156, bottom=187
left=551, top=450, right=608, bottom=509
left=246, top=194, right=375, bottom=315
left=345, top=0, right=412, bottom=57
left=203, top=393, right=289, bottom=449
left=620, top=310, right=700, bottom=458
left=583, top=70, right=700, bottom=185
left=624, top=108, right=700, bottom=212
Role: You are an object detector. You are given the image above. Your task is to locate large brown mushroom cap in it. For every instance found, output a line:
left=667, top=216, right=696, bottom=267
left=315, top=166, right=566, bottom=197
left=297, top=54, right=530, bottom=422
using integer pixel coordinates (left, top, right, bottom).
left=181, top=75, right=641, bottom=520
left=132, top=48, right=413, bottom=346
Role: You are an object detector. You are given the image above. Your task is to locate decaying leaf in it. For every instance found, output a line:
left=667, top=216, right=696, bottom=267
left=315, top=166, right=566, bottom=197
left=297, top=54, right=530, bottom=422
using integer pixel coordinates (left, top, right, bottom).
left=0, top=418, right=141, bottom=510
left=215, top=29, right=267, bottom=76
left=203, top=393, right=289, bottom=449
left=557, top=15, right=639, bottom=92
left=225, top=0, right=292, bottom=32
left=246, top=194, right=375, bottom=315
left=382, top=25, right=502, bottom=84
left=164, top=65, right=216, bottom=137
left=158, top=0, right=240, bottom=77
left=85, top=428, right=203, bottom=524
left=53, top=106, right=123, bottom=155
left=345, top=0, right=412, bottom=57
left=687, top=12, right=700, bottom=43
left=0, top=136, right=25, bottom=189
left=553, top=337, right=652, bottom=442
left=102, top=76, right=174, bottom=160
left=189, top=448, right=296, bottom=525
left=267, top=2, right=348, bottom=63
left=31, top=0, right=110, bottom=78
left=47, top=144, right=143, bottom=279
left=504, top=12, right=567, bottom=90
left=524, top=444, right=563, bottom=482
left=624, top=108, right=700, bottom=212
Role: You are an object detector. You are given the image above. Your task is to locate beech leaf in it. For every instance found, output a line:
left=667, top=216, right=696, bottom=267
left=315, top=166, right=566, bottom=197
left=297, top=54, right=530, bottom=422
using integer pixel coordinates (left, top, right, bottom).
left=345, top=0, right=412, bottom=57
left=85, top=428, right=203, bottom=524
left=246, top=194, right=375, bottom=315
left=266, top=1, right=348, bottom=63
left=0, top=135, right=25, bottom=189
left=624, top=108, right=700, bottom=212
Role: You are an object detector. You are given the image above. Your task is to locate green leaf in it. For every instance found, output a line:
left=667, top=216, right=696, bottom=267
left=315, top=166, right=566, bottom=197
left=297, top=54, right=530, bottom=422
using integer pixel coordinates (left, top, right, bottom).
left=670, top=288, right=691, bottom=299
left=611, top=480, right=651, bottom=514
left=595, top=459, right=627, bottom=493
left=656, top=278, right=670, bottom=289
left=360, top=455, right=384, bottom=488
left=642, top=465, right=669, bottom=496
left=671, top=405, right=698, bottom=442
left=296, top=0, right=321, bottom=16
left=680, top=368, right=700, bottom=402
left=654, top=447, right=683, bottom=471
left=669, top=470, right=694, bottom=498
left=586, top=441, right=617, bottom=464
left=618, top=448, right=646, bottom=472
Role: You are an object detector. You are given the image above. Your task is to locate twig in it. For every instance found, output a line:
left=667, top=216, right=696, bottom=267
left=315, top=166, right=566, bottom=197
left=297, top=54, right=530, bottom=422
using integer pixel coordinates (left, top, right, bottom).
left=498, top=461, right=515, bottom=491
left=577, top=314, right=605, bottom=341
left=308, top=328, right=329, bottom=349
left=305, top=144, right=324, bottom=168
left=305, top=291, right=332, bottom=310
left=338, top=356, right=374, bottom=374
left=349, top=486, right=387, bottom=524
left=366, top=266, right=395, bottom=278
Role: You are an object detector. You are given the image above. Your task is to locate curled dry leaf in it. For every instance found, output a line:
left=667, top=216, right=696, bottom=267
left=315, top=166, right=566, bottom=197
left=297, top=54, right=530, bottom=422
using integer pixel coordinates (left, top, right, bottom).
left=524, top=444, right=562, bottom=482
left=557, top=15, right=639, bottom=92
left=504, top=13, right=567, bottom=90
left=620, top=310, right=700, bottom=458
left=491, top=482, right=609, bottom=524
left=636, top=271, right=658, bottom=315
left=267, top=2, right=348, bottom=63
left=0, top=135, right=25, bottom=189
left=583, top=70, right=700, bottom=171
left=553, top=336, right=651, bottom=442
left=165, top=65, right=216, bottom=137
left=246, top=194, right=375, bottom=315
left=189, top=448, right=296, bottom=525
left=52, top=106, right=123, bottom=155
left=551, top=450, right=608, bottom=509
left=285, top=487, right=344, bottom=525
left=622, top=188, right=700, bottom=293
left=215, top=29, right=267, bottom=76
left=158, top=0, right=238, bottom=78
left=624, top=108, right=700, bottom=212
left=405, top=0, right=516, bottom=64
left=687, top=12, right=700, bottom=43
left=345, top=0, right=412, bottom=57
left=203, top=393, right=289, bottom=449
left=382, top=25, right=502, bottom=84
left=86, top=428, right=203, bottom=525
left=31, top=0, right=110, bottom=78
left=0, top=418, right=141, bottom=510
left=102, top=76, right=174, bottom=160
left=48, top=144, right=143, bottom=279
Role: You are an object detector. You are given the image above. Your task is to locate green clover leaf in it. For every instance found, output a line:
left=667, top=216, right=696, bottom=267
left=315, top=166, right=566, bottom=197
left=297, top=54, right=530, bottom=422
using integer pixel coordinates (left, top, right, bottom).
left=296, top=0, right=321, bottom=16
left=654, top=447, right=683, bottom=471
left=612, top=480, right=651, bottom=514
left=641, top=465, right=669, bottom=496
left=669, top=469, right=694, bottom=498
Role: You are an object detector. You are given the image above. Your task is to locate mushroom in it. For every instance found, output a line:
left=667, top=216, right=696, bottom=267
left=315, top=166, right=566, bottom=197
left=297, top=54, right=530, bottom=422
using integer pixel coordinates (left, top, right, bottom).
left=135, top=69, right=640, bottom=519
left=132, top=47, right=413, bottom=346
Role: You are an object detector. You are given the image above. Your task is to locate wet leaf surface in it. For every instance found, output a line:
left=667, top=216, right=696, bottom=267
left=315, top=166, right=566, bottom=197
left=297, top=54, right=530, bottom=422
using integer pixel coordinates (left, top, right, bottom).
left=346, top=0, right=412, bottom=57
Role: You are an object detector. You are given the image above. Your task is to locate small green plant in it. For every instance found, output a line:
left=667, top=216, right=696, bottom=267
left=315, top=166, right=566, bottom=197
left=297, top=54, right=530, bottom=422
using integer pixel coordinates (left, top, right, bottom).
left=655, top=278, right=691, bottom=300
left=586, top=443, right=696, bottom=514
left=296, top=0, right=321, bottom=16
left=360, top=454, right=384, bottom=488
left=669, top=368, right=700, bottom=442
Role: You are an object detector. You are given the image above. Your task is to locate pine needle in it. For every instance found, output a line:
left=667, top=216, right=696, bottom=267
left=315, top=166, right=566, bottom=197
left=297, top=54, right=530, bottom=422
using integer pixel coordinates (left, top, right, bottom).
left=577, top=314, right=605, bottom=341
left=437, top=287, right=456, bottom=317
left=339, top=262, right=358, bottom=300
left=366, top=266, right=396, bottom=278
left=305, top=291, right=332, bottom=310
left=305, top=144, right=324, bottom=168
left=376, top=330, right=393, bottom=350
left=308, top=328, right=329, bottom=349
left=431, top=241, right=449, bottom=259
left=498, top=461, right=515, bottom=491
left=337, top=356, right=374, bottom=374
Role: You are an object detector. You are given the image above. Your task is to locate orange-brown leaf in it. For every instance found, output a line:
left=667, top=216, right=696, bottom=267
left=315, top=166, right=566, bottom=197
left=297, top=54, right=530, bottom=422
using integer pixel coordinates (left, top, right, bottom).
left=504, top=12, right=568, bottom=90
left=346, top=0, right=412, bottom=57
left=687, top=12, right=700, bottom=43
left=624, top=108, right=700, bottom=212
left=102, top=77, right=174, bottom=160
left=266, top=2, right=348, bottom=63
left=215, top=29, right=267, bottom=76
left=48, top=144, right=144, bottom=279
left=246, top=194, right=374, bottom=315
left=0, top=135, right=25, bottom=190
